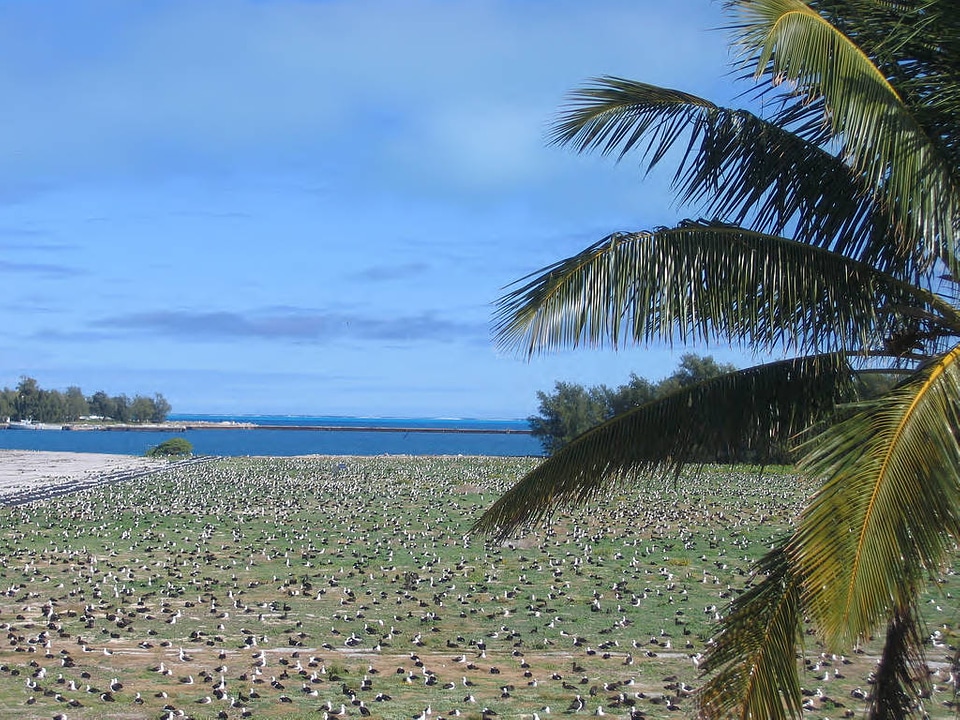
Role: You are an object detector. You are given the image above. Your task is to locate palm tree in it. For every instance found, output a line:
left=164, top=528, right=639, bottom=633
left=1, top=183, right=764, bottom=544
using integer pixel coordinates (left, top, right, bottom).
left=474, top=1, right=960, bottom=717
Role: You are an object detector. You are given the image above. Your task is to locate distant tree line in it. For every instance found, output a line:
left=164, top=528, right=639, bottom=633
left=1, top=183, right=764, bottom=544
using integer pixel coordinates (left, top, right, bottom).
left=530, top=353, right=737, bottom=455
left=0, top=376, right=171, bottom=424
left=530, top=353, right=896, bottom=461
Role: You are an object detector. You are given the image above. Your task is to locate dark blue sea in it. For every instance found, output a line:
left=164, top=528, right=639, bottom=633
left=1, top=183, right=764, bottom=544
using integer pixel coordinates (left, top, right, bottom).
left=0, top=415, right=543, bottom=458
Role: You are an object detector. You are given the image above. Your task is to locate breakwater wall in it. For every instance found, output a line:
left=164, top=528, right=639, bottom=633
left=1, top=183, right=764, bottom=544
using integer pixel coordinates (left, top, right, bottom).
left=64, top=423, right=532, bottom=435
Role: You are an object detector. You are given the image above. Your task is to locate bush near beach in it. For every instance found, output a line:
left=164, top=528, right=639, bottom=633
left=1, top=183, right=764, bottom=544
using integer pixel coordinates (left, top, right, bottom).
left=146, top=438, right=194, bottom=458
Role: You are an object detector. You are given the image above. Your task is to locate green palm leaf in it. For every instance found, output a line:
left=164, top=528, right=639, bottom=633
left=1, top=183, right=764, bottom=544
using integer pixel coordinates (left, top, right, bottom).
left=494, top=222, right=956, bottom=359
left=697, top=546, right=804, bottom=720
left=550, top=78, right=901, bottom=271
left=847, top=0, right=960, bottom=173
left=479, top=2, right=960, bottom=715
left=473, top=355, right=852, bottom=540
left=793, top=344, right=960, bottom=647
left=549, top=77, right=714, bottom=165
left=867, top=601, right=930, bottom=720
left=729, top=0, right=960, bottom=272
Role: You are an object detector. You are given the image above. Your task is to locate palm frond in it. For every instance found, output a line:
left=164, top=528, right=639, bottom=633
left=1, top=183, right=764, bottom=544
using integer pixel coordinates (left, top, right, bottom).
left=728, top=0, right=960, bottom=274
left=550, top=77, right=716, bottom=165
left=494, top=222, right=955, bottom=359
left=793, top=344, right=960, bottom=646
left=697, top=546, right=804, bottom=720
left=473, top=355, right=852, bottom=541
left=807, top=0, right=960, bottom=171
left=868, top=601, right=930, bottom=720
left=550, top=77, right=919, bottom=274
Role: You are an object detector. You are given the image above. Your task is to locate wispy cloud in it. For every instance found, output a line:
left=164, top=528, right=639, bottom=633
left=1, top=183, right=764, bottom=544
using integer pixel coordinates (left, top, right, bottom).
left=0, top=260, right=83, bottom=278
left=0, top=226, right=76, bottom=252
left=87, top=308, right=485, bottom=344
left=0, top=241, right=76, bottom=252
left=350, top=262, right=431, bottom=283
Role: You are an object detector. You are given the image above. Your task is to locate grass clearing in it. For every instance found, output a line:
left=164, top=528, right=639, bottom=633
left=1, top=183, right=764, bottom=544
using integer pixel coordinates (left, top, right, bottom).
left=0, top=456, right=956, bottom=719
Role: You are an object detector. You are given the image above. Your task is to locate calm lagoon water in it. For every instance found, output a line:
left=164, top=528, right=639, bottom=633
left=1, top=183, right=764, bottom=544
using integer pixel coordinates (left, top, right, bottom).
left=0, top=415, right=542, bottom=458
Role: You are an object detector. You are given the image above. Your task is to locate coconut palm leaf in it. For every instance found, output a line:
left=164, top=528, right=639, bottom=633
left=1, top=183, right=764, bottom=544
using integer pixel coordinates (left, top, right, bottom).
left=473, top=355, right=852, bottom=540
left=697, top=546, right=804, bottom=720
left=549, top=78, right=917, bottom=273
left=807, top=0, right=960, bottom=158
left=854, top=1, right=960, bottom=174
left=480, top=2, right=960, bottom=714
left=792, top=344, right=960, bottom=647
left=867, top=601, right=931, bottom=720
left=549, top=78, right=714, bottom=167
left=729, top=0, right=960, bottom=272
left=782, top=0, right=960, bottom=170
left=494, top=221, right=959, bottom=359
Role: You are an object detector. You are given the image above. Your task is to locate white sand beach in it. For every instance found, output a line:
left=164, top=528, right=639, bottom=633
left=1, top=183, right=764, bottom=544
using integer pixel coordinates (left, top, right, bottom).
left=0, top=450, right=161, bottom=501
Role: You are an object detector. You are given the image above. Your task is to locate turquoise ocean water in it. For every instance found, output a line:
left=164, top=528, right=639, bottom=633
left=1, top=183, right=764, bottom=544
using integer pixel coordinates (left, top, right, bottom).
left=0, top=415, right=542, bottom=457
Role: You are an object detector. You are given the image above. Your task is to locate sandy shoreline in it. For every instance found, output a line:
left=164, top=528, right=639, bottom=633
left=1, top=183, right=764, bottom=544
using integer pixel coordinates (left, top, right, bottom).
left=0, top=450, right=162, bottom=501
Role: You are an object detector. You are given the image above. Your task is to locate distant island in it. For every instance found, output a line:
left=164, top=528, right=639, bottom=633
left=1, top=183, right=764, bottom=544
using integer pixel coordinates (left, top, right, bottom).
left=1, top=376, right=171, bottom=426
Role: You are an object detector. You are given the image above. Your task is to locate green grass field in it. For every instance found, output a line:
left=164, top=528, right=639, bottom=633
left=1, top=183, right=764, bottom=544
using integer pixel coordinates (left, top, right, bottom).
left=0, top=456, right=956, bottom=719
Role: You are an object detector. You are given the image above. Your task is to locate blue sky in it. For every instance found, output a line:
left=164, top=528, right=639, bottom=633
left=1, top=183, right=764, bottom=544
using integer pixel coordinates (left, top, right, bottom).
left=0, top=0, right=758, bottom=419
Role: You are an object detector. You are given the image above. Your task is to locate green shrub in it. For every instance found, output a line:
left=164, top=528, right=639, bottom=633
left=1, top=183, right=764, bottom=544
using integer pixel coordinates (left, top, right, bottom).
left=146, top=437, right=193, bottom=458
